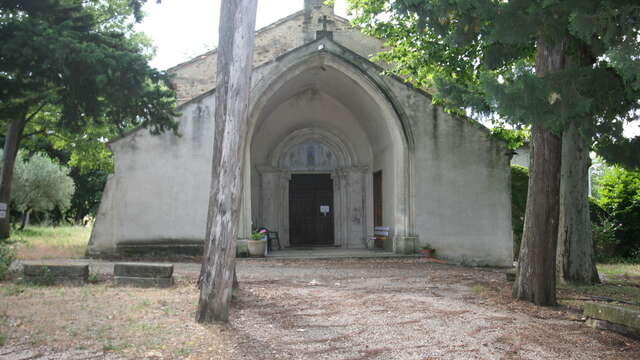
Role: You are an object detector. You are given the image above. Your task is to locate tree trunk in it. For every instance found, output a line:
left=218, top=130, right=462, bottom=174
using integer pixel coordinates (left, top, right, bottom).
left=19, top=208, right=32, bottom=231
left=0, top=116, right=27, bottom=239
left=513, top=38, right=565, bottom=306
left=196, top=0, right=257, bottom=323
left=557, top=121, right=600, bottom=284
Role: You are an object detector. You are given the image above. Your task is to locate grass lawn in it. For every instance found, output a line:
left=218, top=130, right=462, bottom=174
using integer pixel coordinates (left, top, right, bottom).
left=598, top=263, right=640, bottom=285
left=11, top=226, right=90, bottom=260
left=0, top=278, right=235, bottom=359
left=557, top=262, right=640, bottom=311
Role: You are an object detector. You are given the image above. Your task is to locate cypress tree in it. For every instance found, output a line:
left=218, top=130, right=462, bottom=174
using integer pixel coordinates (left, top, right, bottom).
left=349, top=0, right=640, bottom=303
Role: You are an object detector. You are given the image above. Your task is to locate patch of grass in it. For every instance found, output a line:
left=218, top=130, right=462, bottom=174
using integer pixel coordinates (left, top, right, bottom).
left=560, top=283, right=640, bottom=304
left=471, top=284, right=488, bottom=295
left=597, top=263, right=640, bottom=286
left=2, top=284, right=25, bottom=296
left=102, top=343, right=117, bottom=352
left=0, top=310, right=7, bottom=346
left=11, top=226, right=90, bottom=260
left=557, top=263, right=640, bottom=311
left=175, top=346, right=193, bottom=357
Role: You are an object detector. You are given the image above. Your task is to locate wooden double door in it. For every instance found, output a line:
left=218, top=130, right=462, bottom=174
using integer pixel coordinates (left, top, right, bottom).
left=289, top=174, right=334, bottom=246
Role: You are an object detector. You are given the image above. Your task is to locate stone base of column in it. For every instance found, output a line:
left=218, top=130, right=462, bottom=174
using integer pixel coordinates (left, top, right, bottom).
left=395, top=235, right=417, bottom=255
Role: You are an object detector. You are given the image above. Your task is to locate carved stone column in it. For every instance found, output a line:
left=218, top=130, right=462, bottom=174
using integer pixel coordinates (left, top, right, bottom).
left=259, top=166, right=281, bottom=235
left=279, top=171, right=291, bottom=247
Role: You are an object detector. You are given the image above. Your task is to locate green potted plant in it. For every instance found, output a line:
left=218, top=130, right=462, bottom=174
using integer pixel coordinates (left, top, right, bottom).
left=247, top=229, right=268, bottom=257
left=418, top=244, right=435, bottom=258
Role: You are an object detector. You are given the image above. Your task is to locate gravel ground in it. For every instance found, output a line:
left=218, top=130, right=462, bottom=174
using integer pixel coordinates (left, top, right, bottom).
left=229, top=259, right=639, bottom=359
left=2, top=258, right=639, bottom=359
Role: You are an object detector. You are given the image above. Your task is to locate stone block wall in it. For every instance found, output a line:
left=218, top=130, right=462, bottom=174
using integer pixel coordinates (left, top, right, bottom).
left=169, top=10, right=384, bottom=104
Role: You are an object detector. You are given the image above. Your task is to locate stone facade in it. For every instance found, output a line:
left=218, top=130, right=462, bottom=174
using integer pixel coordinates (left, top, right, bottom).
left=168, top=3, right=384, bottom=104
left=88, top=2, right=513, bottom=266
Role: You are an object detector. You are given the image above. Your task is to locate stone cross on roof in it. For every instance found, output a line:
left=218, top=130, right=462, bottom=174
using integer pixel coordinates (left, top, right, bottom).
left=315, top=15, right=334, bottom=40
left=318, top=15, right=334, bottom=32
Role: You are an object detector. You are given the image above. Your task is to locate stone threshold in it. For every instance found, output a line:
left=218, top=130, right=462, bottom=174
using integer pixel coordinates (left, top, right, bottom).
left=254, top=248, right=422, bottom=260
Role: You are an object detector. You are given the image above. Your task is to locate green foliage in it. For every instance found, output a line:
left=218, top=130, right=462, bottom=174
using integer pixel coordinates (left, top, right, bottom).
left=18, top=130, right=109, bottom=222
left=511, top=165, right=528, bottom=259
left=0, top=0, right=179, bottom=156
left=595, top=167, right=640, bottom=259
left=348, top=0, right=640, bottom=161
left=592, top=215, right=621, bottom=262
left=0, top=239, right=16, bottom=280
left=0, top=0, right=177, bottom=229
left=491, top=127, right=530, bottom=150
left=3, top=151, right=75, bottom=218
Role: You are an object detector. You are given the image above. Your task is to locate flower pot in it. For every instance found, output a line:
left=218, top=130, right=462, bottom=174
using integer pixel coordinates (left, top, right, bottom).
left=248, top=239, right=267, bottom=257
left=419, top=249, right=435, bottom=258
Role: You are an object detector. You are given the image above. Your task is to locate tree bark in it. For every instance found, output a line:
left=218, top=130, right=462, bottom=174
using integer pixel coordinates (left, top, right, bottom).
left=19, top=208, right=32, bottom=231
left=513, top=38, right=565, bottom=306
left=196, top=0, right=257, bottom=323
left=0, top=116, right=27, bottom=239
left=557, top=121, right=600, bottom=284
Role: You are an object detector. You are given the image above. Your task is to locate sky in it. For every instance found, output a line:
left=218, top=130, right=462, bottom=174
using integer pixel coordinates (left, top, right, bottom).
left=136, top=0, right=639, bottom=138
left=137, top=0, right=349, bottom=70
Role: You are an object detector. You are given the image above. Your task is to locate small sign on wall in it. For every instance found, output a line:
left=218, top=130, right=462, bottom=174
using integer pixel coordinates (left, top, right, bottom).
left=0, top=203, right=6, bottom=219
left=320, top=205, right=330, bottom=215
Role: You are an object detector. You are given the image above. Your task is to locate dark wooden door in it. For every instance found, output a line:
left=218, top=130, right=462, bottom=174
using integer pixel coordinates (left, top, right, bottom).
left=289, top=174, right=334, bottom=246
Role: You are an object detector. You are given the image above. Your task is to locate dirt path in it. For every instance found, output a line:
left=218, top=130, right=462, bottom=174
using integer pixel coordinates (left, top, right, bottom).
left=1, top=258, right=638, bottom=359
left=230, top=259, right=638, bottom=359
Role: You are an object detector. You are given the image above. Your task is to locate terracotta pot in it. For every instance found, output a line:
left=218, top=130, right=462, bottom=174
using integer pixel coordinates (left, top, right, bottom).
left=248, top=239, right=267, bottom=257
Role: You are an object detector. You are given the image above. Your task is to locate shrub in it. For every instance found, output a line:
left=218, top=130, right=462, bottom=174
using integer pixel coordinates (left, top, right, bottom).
left=0, top=151, right=75, bottom=229
left=595, top=167, right=640, bottom=260
left=511, top=165, right=529, bottom=259
left=0, top=239, right=16, bottom=280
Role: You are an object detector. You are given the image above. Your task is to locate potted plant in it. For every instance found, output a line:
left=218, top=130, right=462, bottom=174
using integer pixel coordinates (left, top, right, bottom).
left=418, top=244, right=436, bottom=258
left=247, top=229, right=268, bottom=257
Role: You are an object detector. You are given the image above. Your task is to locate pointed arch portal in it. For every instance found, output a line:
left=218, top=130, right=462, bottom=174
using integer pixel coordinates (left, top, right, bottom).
left=240, top=44, right=415, bottom=250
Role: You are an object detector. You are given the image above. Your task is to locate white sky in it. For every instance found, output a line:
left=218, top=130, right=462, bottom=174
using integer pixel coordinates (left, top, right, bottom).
left=138, top=0, right=349, bottom=70
left=137, top=0, right=639, bottom=138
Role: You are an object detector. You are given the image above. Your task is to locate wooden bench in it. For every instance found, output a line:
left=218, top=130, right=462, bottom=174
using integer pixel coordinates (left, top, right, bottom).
left=373, top=226, right=390, bottom=249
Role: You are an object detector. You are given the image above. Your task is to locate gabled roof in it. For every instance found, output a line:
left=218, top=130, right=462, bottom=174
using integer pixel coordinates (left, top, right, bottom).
left=165, top=10, right=352, bottom=73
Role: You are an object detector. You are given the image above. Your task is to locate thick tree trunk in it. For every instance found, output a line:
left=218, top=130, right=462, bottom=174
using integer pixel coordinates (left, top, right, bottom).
left=19, top=208, right=32, bottom=231
left=0, top=116, right=27, bottom=239
left=196, top=0, right=257, bottom=323
left=513, top=39, right=565, bottom=306
left=557, top=122, right=600, bottom=284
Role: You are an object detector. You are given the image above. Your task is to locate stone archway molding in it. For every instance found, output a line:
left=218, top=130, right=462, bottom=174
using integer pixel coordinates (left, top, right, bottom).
left=269, top=127, right=359, bottom=170
left=242, top=38, right=417, bottom=253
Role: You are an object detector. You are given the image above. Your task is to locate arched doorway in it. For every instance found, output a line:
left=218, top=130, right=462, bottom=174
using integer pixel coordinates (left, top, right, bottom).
left=243, top=49, right=413, bottom=251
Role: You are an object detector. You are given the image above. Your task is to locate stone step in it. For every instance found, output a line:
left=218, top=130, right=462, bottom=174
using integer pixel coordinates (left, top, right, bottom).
left=22, top=263, right=88, bottom=285
left=584, top=302, right=640, bottom=338
left=114, top=276, right=174, bottom=288
left=113, top=263, right=173, bottom=278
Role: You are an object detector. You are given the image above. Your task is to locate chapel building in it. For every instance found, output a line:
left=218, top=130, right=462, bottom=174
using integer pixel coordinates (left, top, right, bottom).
left=87, top=1, right=513, bottom=266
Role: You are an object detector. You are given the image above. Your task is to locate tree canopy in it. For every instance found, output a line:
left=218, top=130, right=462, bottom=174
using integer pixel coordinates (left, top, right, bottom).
left=348, top=0, right=640, bottom=161
left=0, top=0, right=177, bottom=237
left=7, top=150, right=75, bottom=218
left=0, top=0, right=178, bottom=140
left=347, top=0, right=640, bottom=303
